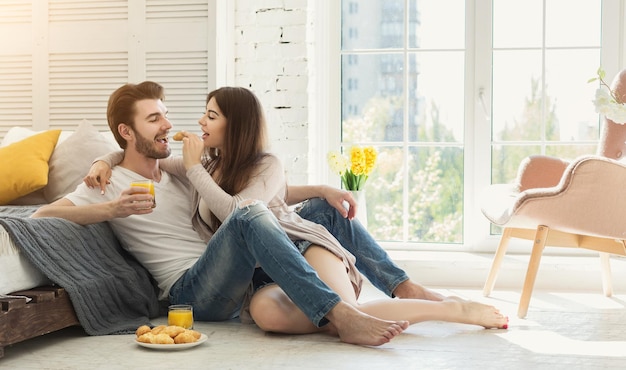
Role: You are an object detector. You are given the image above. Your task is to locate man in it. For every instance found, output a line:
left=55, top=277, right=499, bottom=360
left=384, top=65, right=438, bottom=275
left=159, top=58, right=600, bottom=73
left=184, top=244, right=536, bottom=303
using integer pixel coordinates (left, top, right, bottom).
left=32, top=81, right=408, bottom=346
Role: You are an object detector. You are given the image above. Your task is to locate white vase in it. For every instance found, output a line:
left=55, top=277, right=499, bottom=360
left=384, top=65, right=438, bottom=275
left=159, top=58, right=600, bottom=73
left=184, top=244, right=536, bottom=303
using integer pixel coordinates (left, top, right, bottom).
left=350, top=190, right=368, bottom=229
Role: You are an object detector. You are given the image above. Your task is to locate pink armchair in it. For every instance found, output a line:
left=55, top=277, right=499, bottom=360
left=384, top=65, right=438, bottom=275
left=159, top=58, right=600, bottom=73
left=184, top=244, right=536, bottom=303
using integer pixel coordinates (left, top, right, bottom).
left=481, top=68, right=626, bottom=318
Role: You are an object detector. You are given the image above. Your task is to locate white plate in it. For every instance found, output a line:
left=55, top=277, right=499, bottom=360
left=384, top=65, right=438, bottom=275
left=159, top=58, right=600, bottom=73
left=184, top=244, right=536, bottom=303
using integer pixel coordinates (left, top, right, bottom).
left=135, top=333, right=208, bottom=350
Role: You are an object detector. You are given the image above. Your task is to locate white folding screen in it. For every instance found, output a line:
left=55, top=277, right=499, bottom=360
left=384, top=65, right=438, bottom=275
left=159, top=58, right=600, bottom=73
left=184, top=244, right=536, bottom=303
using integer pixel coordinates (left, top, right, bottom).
left=0, top=0, right=220, bottom=155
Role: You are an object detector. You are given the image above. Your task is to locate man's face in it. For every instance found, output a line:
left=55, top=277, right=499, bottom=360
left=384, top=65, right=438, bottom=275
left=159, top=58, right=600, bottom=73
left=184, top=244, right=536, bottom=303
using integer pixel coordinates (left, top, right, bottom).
left=131, top=99, right=172, bottom=159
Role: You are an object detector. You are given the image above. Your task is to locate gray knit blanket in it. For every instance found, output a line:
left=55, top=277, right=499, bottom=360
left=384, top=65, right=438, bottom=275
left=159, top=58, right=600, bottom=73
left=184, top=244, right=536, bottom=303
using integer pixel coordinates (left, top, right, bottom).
left=0, top=206, right=160, bottom=335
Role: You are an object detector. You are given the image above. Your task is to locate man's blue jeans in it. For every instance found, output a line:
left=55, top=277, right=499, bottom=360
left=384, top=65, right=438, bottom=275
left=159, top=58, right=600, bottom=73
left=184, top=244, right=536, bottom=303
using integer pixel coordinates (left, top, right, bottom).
left=168, top=201, right=339, bottom=327
left=296, top=198, right=409, bottom=297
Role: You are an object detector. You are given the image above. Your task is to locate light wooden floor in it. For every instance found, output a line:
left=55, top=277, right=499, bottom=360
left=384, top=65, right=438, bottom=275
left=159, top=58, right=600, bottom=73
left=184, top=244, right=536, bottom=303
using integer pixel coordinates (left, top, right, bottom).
left=2, top=283, right=626, bottom=370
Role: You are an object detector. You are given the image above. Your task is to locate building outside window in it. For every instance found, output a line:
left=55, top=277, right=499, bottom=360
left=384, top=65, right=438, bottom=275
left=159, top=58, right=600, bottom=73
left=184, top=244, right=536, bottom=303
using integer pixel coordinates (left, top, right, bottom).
left=334, top=0, right=621, bottom=251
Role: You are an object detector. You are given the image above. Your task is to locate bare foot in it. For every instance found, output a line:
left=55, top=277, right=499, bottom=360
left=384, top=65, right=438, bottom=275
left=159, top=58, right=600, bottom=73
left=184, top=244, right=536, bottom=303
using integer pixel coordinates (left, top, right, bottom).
left=393, top=280, right=446, bottom=301
left=455, top=300, right=509, bottom=329
left=327, top=302, right=409, bottom=346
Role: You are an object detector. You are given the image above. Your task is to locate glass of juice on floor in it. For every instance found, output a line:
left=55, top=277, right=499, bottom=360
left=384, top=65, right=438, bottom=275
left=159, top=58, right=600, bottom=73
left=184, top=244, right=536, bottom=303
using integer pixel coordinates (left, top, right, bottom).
left=130, top=179, right=156, bottom=208
left=168, top=304, right=194, bottom=329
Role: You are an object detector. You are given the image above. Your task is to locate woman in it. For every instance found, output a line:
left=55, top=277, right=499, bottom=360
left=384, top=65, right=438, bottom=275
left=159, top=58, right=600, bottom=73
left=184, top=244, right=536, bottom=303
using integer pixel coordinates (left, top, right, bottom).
left=90, top=86, right=508, bottom=336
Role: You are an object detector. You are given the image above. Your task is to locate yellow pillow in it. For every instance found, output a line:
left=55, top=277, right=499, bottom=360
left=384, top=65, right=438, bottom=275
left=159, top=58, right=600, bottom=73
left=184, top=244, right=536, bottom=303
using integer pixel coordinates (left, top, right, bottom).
left=0, top=129, right=61, bottom=205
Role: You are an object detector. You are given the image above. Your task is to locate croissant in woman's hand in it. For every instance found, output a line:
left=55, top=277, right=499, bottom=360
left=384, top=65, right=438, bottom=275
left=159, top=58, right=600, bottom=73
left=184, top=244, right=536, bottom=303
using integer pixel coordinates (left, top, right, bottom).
left=172, top=132, right=185, bottom=141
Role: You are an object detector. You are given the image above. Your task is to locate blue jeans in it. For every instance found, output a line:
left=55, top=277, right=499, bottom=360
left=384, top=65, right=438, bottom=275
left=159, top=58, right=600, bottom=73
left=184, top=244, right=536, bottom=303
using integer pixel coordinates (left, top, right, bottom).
left=168, top=202, right=339, bottom=327
left=296, top=198, right=409, bottom=297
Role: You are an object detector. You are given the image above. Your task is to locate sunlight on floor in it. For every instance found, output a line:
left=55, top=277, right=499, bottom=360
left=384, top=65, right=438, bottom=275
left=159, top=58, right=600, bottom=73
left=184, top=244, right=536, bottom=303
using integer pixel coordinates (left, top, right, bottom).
left=445, top=288, right=626, bottom=312
left=505, top=292, right=626, bottom=312
left=549, top=293, right=626, bottom=310
left=477, top=290, right=626, bottom=358
left=497, top=330, right=626, bottom=357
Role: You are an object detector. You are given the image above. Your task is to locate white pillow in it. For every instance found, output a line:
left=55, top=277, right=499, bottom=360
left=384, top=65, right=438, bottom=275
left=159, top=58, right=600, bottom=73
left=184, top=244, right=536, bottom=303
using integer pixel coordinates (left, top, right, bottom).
left=1, top=127, right=73, bottom=147
left=44, top=120, right=119, bottom=202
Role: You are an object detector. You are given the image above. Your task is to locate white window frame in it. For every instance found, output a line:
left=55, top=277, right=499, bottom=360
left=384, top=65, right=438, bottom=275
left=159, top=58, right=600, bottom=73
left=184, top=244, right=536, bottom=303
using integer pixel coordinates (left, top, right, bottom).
left=313, top=0, right=626, bottom=253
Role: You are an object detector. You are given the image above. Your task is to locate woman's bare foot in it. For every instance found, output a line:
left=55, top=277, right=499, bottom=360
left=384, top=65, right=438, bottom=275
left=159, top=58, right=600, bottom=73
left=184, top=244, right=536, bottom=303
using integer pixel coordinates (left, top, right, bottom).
left=454, top=300, right=509, bottom=329
left=393, top=280, right=446, bottom=301
left=326, top=302, right=409, bottom=346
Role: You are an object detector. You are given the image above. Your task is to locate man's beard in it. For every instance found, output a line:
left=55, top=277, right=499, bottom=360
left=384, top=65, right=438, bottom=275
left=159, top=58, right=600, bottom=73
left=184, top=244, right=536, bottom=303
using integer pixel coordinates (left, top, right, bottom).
left=135, top=132, right=171, bottom=159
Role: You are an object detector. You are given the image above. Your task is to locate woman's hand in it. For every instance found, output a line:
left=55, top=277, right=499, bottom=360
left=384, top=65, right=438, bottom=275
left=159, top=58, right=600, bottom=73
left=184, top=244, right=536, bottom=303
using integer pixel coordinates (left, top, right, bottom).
left=84, top=161, right=112, bottom=194
left=181, top=132, right=205, bottom=170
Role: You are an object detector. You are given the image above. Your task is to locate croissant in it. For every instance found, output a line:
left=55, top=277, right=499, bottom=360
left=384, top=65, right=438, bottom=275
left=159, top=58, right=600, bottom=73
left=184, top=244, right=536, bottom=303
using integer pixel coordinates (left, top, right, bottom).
left=137, top=332, right=155, bottom=343
left=135, top=325, right=151, bottom=337
left=153, top=333, right=175, bottom=344
left=163, top=325, right=186, bottom=338
left=150, top=325, right=166, bottom=335
left=185, top=329, right=202, bottom=340
left=172, top=132, right=185, bottom=141
left=135, top=324, right=199, bottom=344
left=174, top=332, right=197, bottom=344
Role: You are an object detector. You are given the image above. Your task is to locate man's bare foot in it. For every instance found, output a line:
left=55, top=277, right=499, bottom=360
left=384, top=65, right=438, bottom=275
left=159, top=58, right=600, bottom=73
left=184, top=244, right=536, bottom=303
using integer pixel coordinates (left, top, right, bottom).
left=454, top=300, right=509, bottom=329
left=326, top=302, right=409, bottom=346
left=393, top=280, right=446, bottom=301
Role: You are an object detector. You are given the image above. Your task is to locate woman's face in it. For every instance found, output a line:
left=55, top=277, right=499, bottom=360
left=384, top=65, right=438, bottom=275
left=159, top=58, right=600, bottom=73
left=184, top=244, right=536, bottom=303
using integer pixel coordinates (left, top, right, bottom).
left=198, top=97, right=227, bottom=149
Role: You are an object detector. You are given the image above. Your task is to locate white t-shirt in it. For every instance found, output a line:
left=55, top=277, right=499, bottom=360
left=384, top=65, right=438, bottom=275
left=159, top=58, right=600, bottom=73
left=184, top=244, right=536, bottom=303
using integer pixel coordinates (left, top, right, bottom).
left=66, top=166, right=207, bottom=299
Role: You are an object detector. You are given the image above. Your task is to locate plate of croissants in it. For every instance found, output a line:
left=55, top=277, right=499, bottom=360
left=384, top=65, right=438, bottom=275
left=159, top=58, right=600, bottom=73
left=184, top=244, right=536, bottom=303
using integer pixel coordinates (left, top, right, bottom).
left=135, top=324, right=207, bottom=350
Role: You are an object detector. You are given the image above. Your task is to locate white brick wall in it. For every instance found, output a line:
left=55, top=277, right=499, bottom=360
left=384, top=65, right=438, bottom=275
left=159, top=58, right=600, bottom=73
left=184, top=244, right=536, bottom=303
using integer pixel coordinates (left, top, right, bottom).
left=234, top=0, right=312, bottom=185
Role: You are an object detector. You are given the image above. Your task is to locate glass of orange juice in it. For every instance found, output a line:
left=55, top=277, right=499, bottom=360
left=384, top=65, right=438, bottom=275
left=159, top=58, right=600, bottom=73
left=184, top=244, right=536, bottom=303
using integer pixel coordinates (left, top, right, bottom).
left=168, top=304, right=194, bottom=329
left=130, top=179, right=156, bottom=208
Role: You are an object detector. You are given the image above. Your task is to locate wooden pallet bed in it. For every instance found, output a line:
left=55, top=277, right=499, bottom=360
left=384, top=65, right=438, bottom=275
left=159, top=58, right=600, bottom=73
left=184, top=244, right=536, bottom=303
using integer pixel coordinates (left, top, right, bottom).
left=0, top=286, right=79, bottom=359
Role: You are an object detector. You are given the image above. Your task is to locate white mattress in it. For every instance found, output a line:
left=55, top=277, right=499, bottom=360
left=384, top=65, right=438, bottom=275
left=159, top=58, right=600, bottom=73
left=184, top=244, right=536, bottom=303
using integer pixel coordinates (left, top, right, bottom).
left=0, top=224, right=50, bottom=295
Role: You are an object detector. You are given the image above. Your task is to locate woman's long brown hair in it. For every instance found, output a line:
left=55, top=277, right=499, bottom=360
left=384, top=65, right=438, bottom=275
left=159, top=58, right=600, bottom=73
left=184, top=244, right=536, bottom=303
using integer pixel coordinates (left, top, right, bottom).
left=203, top=87, right=269, bottom=225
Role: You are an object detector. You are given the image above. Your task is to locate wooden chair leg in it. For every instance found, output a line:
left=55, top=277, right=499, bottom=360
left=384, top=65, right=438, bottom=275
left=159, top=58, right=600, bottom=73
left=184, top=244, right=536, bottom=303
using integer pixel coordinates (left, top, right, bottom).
left=483, top=228, right=512, bottom=296
left=518, top=225, right=548, bottom=318
left=599, top=252, right=613, bottom=297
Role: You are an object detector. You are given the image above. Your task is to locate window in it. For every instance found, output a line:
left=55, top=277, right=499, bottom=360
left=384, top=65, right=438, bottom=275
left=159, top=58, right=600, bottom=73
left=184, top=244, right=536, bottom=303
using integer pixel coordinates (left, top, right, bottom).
left=325, top=0, right=624, bottom=250
left=348, top=2, right=359, bottom=14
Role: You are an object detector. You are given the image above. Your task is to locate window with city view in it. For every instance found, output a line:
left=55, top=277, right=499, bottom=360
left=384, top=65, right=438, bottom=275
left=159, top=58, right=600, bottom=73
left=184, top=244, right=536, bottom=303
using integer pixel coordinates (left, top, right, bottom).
left=338, top=0, right=607, bottom=248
